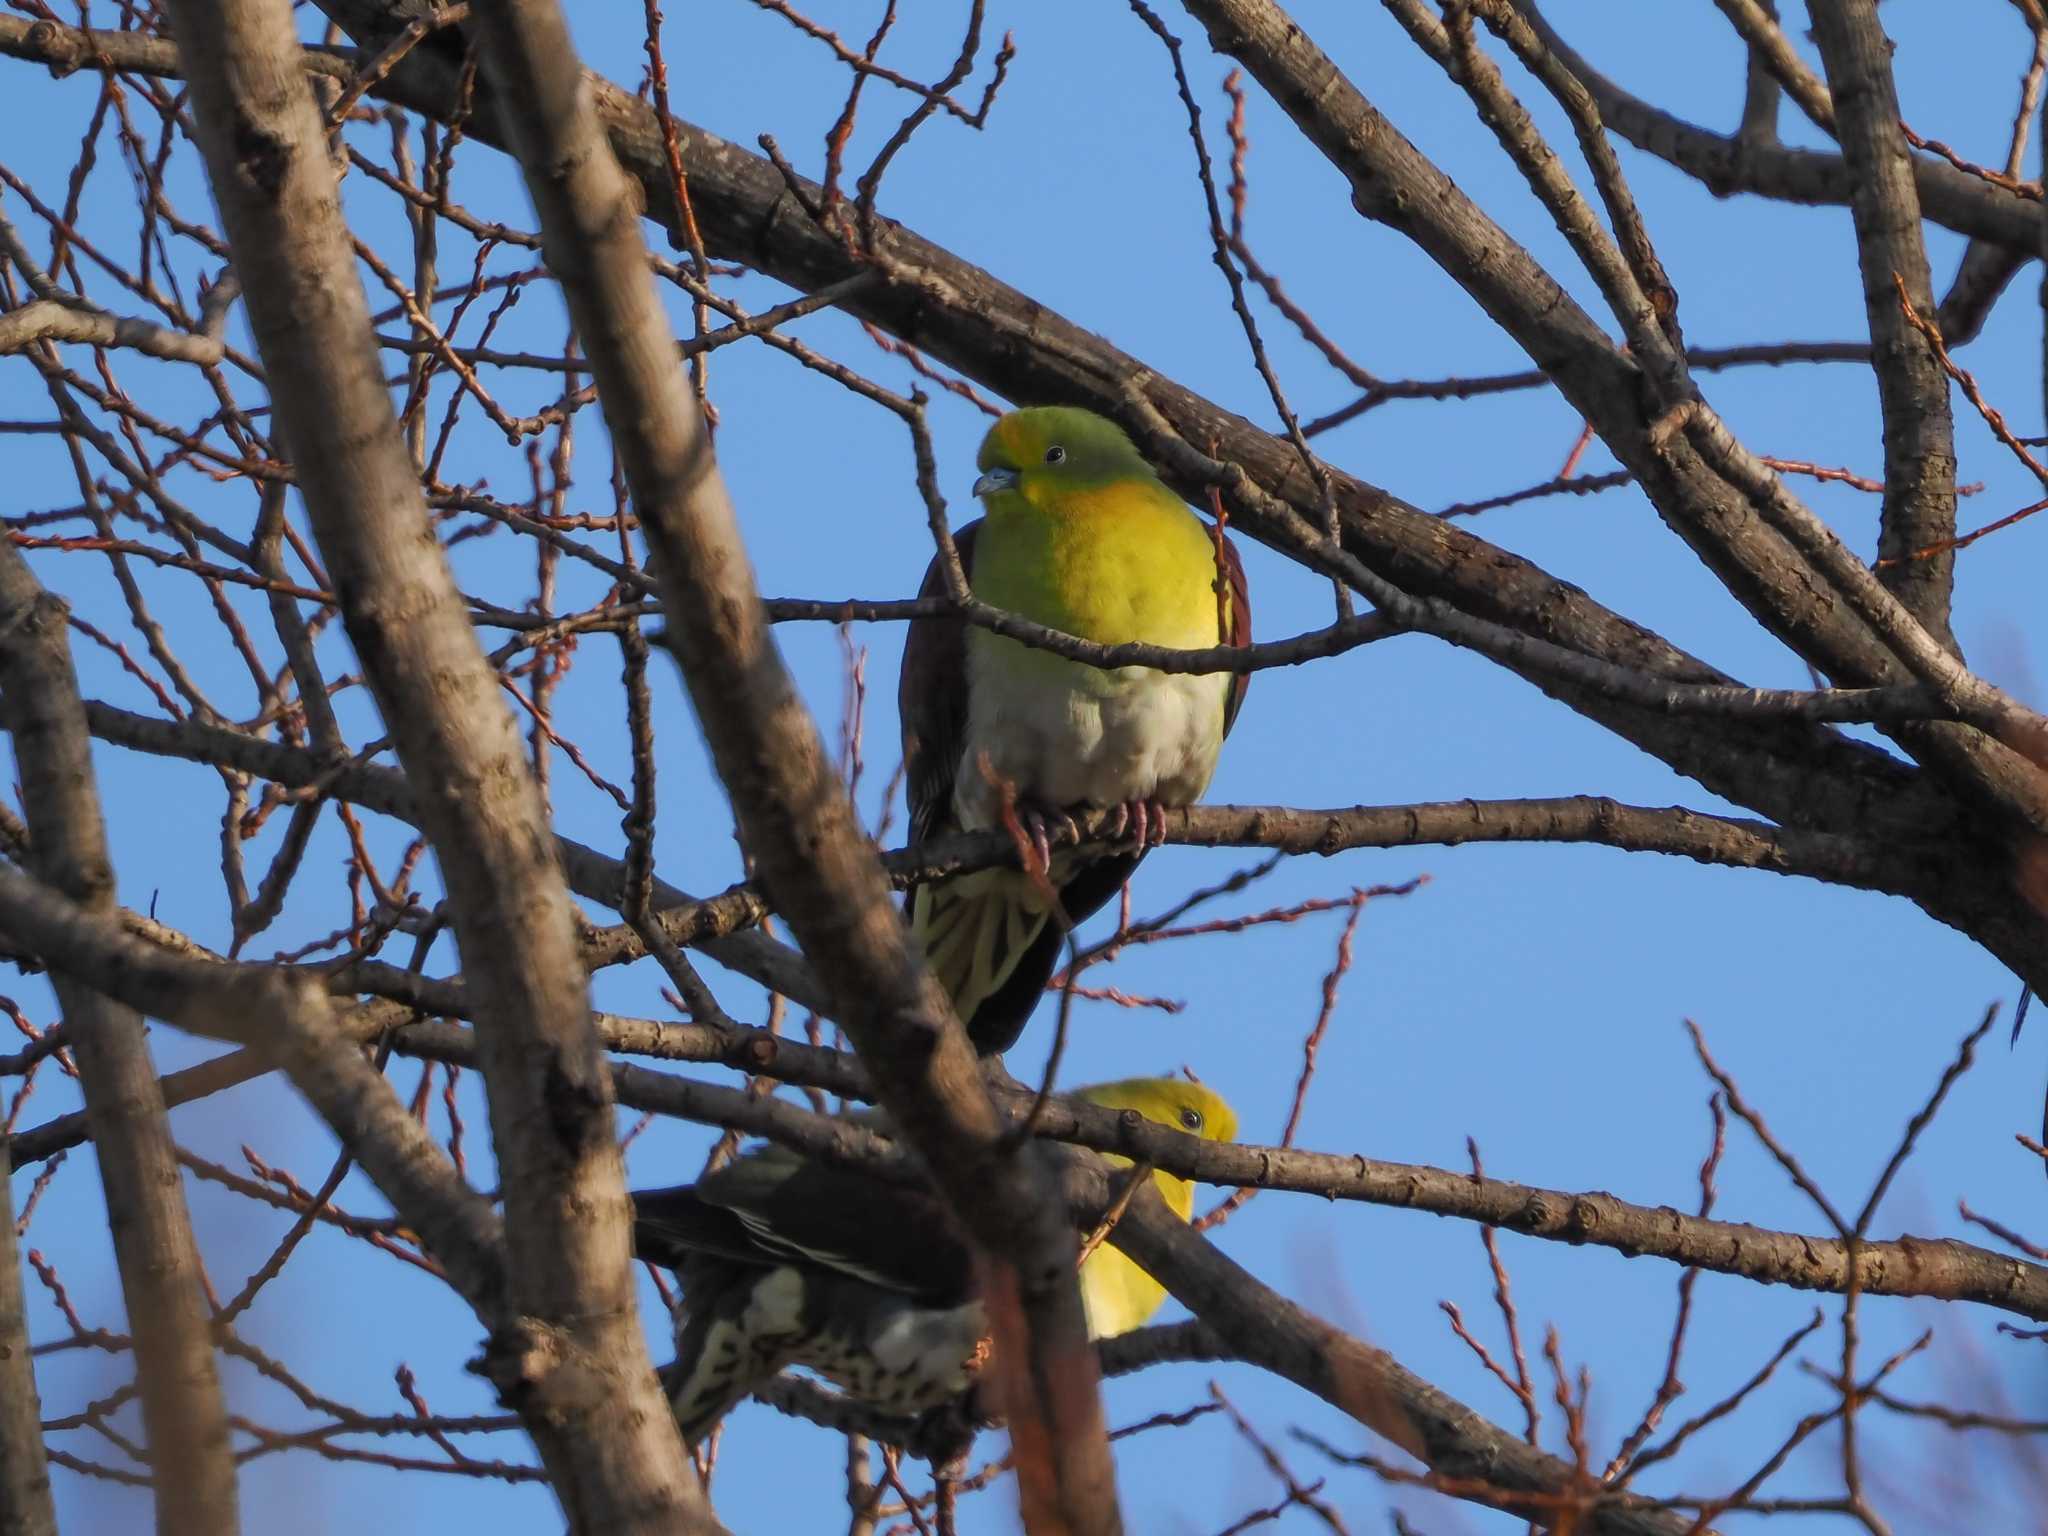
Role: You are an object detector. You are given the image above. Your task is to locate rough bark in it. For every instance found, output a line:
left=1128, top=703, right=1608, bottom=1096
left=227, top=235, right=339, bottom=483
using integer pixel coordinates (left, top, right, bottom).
left=154, top=0, right=717, bottom=1526
left=1175, top=0, right=2048, bottom=955
left=1511, top=0, right=2040, bottom=249
left=0, top=863, right=510, bottom=1318
left=294, top=1, right=1949, bottom=835
left=1808, top=0, right=1961, bottom=646
left=0, top=1132, right=56, bottom=1536
left=21, top=5, right=2044, bottom=977
left=1108, top=1189, right=1705, bottom=1536
left=0, top=539, right=238, bottom=1535
left=458, top=2, right=1124, bottom=1527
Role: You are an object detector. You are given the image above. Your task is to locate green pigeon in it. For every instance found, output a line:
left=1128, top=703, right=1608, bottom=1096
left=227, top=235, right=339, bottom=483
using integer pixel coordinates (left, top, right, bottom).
left=900, top=407, right=1252, bottom=1055
left=634, top=1076, right=1238, bottom=1445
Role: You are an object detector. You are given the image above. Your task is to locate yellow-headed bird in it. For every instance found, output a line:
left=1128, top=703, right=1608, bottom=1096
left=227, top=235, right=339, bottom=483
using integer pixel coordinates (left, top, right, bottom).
left=634, top=1077, right=1237, bottom=1444
left=901, top=407, right=1251, bottom=1055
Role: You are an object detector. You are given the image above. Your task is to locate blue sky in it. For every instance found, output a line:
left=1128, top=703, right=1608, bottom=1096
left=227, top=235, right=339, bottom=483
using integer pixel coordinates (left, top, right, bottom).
left=6, top=1, right=2048, bottom=1531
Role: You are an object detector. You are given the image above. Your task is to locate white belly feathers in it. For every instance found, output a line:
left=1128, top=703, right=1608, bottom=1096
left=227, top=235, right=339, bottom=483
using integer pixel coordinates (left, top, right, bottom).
left=953, top=640, right=1228, bottom=830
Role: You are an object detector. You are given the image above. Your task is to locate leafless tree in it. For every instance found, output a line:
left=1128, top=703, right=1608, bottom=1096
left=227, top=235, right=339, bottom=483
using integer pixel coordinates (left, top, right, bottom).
left=0, top=1, right=2045, bottom=1532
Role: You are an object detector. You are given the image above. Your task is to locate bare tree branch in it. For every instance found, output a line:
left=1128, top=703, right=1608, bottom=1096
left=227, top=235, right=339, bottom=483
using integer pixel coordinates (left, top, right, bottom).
left=0, top=539, right=238, bottom=1533
left=21, top=979, right=2045, bottom=1332
left=458, top=1, right=1123, bottom=1528
left=1807, top=0, right=1962, bottom=646
left=1935, top=238, right=2029, bottom=345
left=1182, top=0, right=2048, bottom=969
left=905, top=797, right=1899, bottom=894
left=2, top=3, right=2044, bottom=1526
left=5, top=868, right=2041, bottom=1531
left=0, top=1128, right=56, bottom=1536
left=34, top=0, right=2045, bottom=994
left=34, top=695, right=1931, bottom=972
left=1040, top=1094, right=2048, bottom=1328
left=300, top=0, right=1973, bottom=848
left=154, top=0, right=716, bottom=1525
left=1510, top=0, right=2040, bottom=250
left=0, top=298, right=225, bottom=364
left=0, top=863, right=510, bottom=1314
left=1107, top=1191, right=1705, bottom=1536
left=1713, top=0, right=1835, bottom=135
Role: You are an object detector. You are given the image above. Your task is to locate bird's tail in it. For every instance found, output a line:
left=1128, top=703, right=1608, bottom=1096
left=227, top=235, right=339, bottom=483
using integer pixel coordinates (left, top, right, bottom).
left=908, top=866, right=1061, bottom=1054
left=909, top=849, right=1146, bottom=1054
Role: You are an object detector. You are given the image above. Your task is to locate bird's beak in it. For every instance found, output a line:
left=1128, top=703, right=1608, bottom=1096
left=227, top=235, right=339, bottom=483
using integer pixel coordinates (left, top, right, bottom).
left=972, top=467, right=1019, bottom=498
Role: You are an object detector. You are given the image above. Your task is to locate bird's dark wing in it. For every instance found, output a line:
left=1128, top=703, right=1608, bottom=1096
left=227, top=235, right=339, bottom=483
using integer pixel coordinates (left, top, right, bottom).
left=632, top=1184, right=775, bottom=1272
left=901, top=522, right=979, bottom=846
left=634, top=1148, right=976, bottom=1303
left=1218, top=530, right=1252, bottom=735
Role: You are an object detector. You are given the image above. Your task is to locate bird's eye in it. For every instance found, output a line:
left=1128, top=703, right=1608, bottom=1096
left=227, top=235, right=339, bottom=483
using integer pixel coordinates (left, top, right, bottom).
left=1178, top=1106, right=1204, bottom=1132
left=1044, top=445, right=1067, bottom=465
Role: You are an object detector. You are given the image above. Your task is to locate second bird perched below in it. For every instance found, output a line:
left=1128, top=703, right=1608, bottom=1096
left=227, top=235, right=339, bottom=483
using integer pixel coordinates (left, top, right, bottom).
left=634, top=1076, right=1238, bottom=1446
left=901, top=406, right=1252, bottom=1055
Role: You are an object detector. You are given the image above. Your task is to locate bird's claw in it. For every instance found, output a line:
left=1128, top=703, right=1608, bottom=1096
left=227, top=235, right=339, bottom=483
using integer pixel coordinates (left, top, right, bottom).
left=1018, top=805, right=1078, bottom=879
left=1106, top=796, right=1170, bottom=849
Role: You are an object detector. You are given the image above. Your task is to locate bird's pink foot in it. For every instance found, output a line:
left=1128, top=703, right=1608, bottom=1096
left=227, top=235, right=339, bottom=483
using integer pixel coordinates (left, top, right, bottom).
left=1017, top=804, right=1079, bottom=878
left=1105, top=797, right=1171, bottom=849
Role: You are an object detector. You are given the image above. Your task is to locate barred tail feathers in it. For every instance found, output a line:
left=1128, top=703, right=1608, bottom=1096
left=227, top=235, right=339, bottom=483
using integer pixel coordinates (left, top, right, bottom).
left=909, top=866, right=1054, bottom=1028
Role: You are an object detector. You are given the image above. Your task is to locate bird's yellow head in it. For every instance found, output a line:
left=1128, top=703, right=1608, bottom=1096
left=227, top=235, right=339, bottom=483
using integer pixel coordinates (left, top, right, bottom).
left=1077, top=1075, right=1237, bottom=1144
left=1075, top=1075, right=1237, bottom=1221
left=1069, top=1075, right=1236, bottom=1338
left=973, top=406, right=1156, bottom=507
